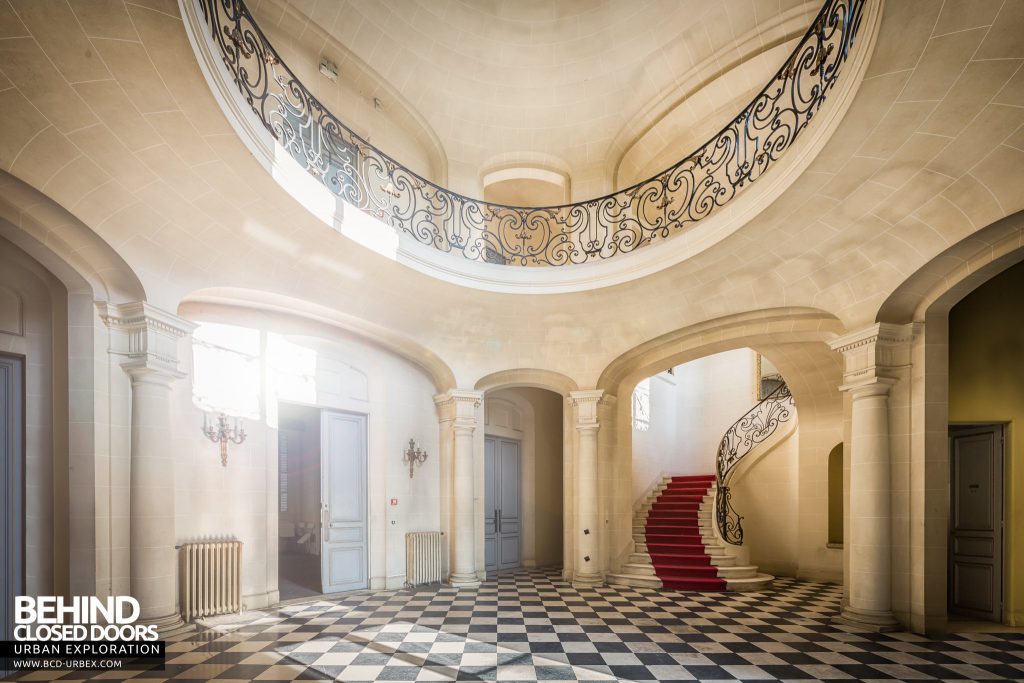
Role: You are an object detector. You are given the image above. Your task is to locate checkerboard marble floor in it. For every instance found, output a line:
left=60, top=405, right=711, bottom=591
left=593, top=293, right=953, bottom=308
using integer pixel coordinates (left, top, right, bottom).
left=10, top=568, right=1024, bottom=682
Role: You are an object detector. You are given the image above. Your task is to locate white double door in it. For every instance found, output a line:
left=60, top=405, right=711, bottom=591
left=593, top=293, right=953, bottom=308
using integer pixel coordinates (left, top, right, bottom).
left=320, top=410, right=368, bottom=593
left=484, top=437, right=521, bottom=572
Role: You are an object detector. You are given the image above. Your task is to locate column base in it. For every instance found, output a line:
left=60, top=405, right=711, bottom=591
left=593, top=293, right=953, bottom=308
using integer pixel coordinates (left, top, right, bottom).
left=832, top=605, right=901, bottom=632
left=140, top=612, right=194, bottom=638
left=447, top=572, right=481, bottom=589
left=571, top=572, right=603, bottom=589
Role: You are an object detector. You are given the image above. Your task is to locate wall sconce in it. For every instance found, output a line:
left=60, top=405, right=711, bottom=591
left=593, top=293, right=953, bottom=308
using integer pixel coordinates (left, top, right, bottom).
left=202, top=412, right=246, bottom=467
left=403, top=439, right=428, bottom=478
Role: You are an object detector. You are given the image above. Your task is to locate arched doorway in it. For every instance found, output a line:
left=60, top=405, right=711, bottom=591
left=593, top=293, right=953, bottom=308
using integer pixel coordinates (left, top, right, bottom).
left=946, top=260, right=1024, bottom=624
left=876, top=209, right=1024, bottom=632
left=596, top=309, right=846, bottom=586
left=483, top=389, right=564, bottom=574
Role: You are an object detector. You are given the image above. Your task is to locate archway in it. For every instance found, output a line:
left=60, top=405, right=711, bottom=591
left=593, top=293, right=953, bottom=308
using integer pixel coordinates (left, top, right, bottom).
left=0, top=172, right=147, bottom=628
left=596, top=308, right=846, bottom=584
left=878, top=211, right=1024, bottom=631
left=475, top=370, right=576, bottom=580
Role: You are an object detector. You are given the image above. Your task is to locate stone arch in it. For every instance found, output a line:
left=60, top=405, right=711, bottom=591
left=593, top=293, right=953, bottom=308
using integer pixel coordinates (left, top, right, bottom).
left=595, top=307, right=848, bottom=582
left=598, top=307, right=844, bottom=401
left=0, top=171, right=145, bottom=303
left=474, top=368, right=579, bottom=397
left=874, top=209, right=1024, bottom=633
left=475, top=369, right=575, bottom=578
left=178, top=287, right=456, bottom=393
left=877, top=210, right=1024, bottom=325
left=0, top=174, right=149, bottom=607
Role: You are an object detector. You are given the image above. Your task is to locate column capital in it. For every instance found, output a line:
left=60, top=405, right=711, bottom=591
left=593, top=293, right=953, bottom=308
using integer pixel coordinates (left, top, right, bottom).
left=569, top=390, right=604, bottom=429
left=433, top=389, right=483, bottom=426
left=829, top=322, right=920, bottom=387
left=98, top=301, right=196, bottom=380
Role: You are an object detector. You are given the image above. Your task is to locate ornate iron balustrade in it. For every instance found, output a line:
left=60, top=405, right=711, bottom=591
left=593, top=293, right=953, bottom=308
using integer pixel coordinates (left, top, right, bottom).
left=197, top=0, right=864, bottom=267
left=715, top=382, right=795, bottom=545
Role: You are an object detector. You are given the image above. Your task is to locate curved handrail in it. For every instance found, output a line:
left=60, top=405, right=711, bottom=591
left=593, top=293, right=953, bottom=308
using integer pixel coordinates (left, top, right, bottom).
left=715, top=382, right=795, bottom=545
left=196, top=0, right=864, bottom=266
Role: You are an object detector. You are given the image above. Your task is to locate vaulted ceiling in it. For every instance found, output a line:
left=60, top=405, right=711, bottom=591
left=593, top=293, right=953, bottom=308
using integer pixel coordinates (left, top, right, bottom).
left=254, top=0, right=819, bottom=197
left=0, top=0, right=1022, bottom=387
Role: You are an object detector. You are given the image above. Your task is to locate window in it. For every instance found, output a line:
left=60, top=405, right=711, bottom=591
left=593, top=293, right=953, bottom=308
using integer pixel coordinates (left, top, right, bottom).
left=632, top=378, right=650, bottom=432
left=192, top=323, right=261, bottom=418
left=266, top=333, right=317, bottom=405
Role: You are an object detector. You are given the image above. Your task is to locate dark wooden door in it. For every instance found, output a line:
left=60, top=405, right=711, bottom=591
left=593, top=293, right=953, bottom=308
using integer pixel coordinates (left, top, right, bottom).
left=949, top=424, right=1004, bottom=622
left=1, top=353, right=24, bottom=656
left=484, top=437, right=521, bottom=573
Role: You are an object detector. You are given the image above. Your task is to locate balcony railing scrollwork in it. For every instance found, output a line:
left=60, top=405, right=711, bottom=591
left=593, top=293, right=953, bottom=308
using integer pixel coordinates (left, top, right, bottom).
left=715, top=382, right=795, bottom=545
left=196, top=0, right=865, bottom=267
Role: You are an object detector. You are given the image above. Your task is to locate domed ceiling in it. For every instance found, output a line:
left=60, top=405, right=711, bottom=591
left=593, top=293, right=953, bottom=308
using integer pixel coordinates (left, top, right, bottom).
left=255, top=0, right=819, bottom=199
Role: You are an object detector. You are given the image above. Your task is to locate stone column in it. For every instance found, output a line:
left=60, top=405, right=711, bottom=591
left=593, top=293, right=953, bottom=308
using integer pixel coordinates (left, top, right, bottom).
left=100, top=303, right=195, bottom=634
left=570, top=390, right=604, bottom=588
left=830, top=323, right=913, bottom=631
left=434, top=389, right=483, bottom=588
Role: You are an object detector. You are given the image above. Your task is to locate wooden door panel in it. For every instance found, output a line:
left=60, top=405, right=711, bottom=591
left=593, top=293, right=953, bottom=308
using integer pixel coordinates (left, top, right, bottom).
left=1, top=354, right=24, bottom=653
left=949, top=425, right=1003, bottom=622
left=321, top=411, right=368, bottom=593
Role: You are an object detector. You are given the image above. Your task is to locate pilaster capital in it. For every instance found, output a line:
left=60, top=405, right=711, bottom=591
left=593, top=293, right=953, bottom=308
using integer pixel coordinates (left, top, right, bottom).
left=839, top=376, right=898, bottom=399
left=828, top=322, right=920, bottom=387
left=433, top=389, right=483, bottom=427
left=98, top=301, right=196, bottom=382
left=569, top=390, right=604, bottom=429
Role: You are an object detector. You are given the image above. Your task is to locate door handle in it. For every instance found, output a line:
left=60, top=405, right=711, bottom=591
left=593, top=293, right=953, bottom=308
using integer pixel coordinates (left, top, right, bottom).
left=497, top=508, right=502, bottom=533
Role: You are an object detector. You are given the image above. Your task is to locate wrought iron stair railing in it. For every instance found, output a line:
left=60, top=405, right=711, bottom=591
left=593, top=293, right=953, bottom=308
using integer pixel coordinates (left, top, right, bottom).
left=715, top=382, right=795, bottom=545
left=194, top=0, right=865, bottom=267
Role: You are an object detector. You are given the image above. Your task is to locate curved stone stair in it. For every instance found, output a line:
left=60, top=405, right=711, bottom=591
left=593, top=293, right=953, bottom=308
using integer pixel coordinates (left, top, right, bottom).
left=607, top=474, right=773, bottom=592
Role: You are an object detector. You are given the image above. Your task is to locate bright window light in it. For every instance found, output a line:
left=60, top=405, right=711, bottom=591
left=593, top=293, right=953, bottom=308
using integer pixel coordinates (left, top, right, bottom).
left=266, top=333, right=317, bottom=406
left=192, top=323, right=262, bottom=418
left=632, top=378, right=650, bottom=432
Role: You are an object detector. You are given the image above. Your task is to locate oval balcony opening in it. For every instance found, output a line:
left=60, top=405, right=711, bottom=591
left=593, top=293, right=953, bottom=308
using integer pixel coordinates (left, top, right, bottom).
left=184, top=0, right=879, bottom=291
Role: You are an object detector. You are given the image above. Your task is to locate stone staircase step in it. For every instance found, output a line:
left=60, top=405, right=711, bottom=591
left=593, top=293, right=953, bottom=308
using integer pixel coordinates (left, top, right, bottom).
left=725, top=573, right=775, bottom=592
left=621, top=562, right=657, bottom=576
left=606, top=573, right=662, bottom=589
left=714, top=565, right=759, bottom=580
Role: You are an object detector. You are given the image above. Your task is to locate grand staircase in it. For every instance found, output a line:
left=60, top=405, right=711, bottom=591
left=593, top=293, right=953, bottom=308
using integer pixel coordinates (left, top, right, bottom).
left=608, top=381, right=794, bottom=593
left=607, top=474, right=773, bottom=591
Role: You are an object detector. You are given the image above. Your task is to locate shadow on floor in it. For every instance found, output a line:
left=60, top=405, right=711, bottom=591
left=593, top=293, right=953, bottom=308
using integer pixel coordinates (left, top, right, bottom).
left=279, top=552, right=320, bottom=601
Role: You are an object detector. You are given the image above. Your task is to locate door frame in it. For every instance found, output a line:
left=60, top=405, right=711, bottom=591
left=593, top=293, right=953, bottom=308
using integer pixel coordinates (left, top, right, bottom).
left=947, top=422, right=1005, bottom=622
left=1, top=352, right=25, bottom=645
left=484, top=434, right=522, bottom=574
left=320, top=408, right=368, bottom=594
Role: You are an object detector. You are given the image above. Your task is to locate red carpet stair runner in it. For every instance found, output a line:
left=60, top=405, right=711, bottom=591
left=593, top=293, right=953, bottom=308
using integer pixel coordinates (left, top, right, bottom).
left=607, top=474, right=773, bottom=592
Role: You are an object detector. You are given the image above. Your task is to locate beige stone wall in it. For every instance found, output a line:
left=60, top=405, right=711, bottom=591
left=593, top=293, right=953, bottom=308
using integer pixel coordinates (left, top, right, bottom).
left=730, top=426, right=800, bottom=577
